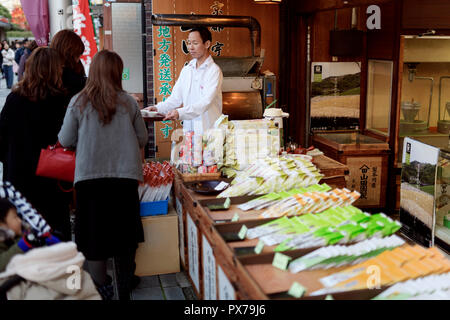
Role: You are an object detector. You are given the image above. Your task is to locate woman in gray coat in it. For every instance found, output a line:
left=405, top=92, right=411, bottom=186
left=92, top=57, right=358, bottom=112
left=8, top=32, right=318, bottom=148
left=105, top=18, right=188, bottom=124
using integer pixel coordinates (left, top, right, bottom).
left=58, top=50, right=148, bottom=300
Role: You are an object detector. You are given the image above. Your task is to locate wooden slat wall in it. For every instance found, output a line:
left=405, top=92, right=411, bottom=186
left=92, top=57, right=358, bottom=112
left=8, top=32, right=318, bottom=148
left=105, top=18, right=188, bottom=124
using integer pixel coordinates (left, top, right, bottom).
left=402, top=0, right=450, bottom=30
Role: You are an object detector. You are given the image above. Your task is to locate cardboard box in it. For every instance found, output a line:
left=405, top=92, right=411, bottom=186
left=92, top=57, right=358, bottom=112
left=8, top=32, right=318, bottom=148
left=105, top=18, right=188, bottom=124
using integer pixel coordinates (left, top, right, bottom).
left=135, top=209, right=180, bottom=276
left=155, top=120, right=183, bottom=159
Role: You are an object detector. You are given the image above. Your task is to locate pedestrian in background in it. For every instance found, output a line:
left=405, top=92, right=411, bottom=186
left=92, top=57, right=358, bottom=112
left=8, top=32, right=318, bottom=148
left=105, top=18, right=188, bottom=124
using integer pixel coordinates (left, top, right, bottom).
left=1, top=43, right=15, bottom=89
left=58, top=50, right=148, bottom=300
left=17, top=40, right=38, bottom=81
left=0, top=43, right=3, bottom=80
left=14, top=39, right=28, bottom=65
left=50, top=30, right=86, bottom=100
left=0, top=47, right=72, bottom=241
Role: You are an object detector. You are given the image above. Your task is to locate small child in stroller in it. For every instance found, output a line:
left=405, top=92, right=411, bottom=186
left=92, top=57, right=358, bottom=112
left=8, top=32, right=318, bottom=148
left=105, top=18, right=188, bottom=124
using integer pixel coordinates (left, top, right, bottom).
left=0, top=198, right=60, bottom=273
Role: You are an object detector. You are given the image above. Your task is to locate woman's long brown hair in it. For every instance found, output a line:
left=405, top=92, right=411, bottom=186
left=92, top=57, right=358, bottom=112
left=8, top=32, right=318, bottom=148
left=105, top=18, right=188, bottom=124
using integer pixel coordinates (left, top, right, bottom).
left=12, top=47, right=66, bottom=101
left=50, top=29, right=85, bottom=75
left=77, top=50, right=126, bottom=125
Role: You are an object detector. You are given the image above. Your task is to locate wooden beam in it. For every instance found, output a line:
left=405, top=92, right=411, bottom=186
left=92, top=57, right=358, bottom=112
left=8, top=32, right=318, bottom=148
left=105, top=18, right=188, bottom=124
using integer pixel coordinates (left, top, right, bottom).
left=296, top=0, right=395, bottom=13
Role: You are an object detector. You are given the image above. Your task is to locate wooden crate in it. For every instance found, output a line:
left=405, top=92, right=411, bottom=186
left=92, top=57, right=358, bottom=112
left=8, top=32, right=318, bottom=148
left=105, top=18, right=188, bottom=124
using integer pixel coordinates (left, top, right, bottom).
left=176, top=168, right=221, bottom=183
left=312, top=134, right=390, bottom=209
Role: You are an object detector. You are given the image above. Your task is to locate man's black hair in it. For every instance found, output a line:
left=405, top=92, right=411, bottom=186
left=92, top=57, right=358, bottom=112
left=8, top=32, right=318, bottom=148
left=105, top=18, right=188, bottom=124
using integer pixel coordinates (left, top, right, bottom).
left=189, top=26, right=212, bottom=44
left=0, top=198, right=16, bottom=222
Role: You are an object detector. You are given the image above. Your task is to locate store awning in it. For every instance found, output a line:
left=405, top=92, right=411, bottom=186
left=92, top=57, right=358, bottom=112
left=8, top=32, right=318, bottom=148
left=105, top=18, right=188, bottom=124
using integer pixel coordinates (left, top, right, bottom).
left=0, top=20, right=12, bottom=30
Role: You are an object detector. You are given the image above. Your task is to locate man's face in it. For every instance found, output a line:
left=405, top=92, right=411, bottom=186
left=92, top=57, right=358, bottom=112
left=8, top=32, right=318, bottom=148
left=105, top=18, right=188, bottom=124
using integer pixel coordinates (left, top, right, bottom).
left=187, top=31, right=210, bottom=60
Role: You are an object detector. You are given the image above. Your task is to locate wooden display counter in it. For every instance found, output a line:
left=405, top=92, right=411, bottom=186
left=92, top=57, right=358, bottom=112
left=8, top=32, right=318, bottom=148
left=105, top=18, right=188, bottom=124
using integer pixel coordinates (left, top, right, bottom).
left=172, top=155, right=351, bottom=300
left=312, top=133, right=390, bottom=209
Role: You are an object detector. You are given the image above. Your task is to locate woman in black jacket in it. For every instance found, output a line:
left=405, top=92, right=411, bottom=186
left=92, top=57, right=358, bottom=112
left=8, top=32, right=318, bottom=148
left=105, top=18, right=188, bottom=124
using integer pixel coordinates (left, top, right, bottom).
left=50, top=29, right=87, bottom=100
left=0, top=47, right=72, bottom=241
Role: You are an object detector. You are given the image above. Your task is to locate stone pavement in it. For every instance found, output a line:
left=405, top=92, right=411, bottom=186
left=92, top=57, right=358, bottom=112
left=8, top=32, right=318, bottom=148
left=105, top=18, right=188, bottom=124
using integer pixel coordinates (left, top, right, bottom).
left=130, top=272, right=197, bottom=300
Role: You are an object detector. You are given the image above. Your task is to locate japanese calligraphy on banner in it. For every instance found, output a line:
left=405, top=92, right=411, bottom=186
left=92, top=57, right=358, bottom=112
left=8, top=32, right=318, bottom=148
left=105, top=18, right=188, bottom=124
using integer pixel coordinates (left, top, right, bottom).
left=157, top=25, right=173, bottom=101
left=347, top=157, right=382, bottom=206
left=154, top=24, right=180, bottom=158
left=73, top=0, right=98, bottom=73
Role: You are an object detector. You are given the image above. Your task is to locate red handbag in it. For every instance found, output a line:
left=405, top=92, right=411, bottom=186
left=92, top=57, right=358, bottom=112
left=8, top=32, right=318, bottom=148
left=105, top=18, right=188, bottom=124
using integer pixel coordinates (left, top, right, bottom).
left=35, top=144, right=75, bottom=182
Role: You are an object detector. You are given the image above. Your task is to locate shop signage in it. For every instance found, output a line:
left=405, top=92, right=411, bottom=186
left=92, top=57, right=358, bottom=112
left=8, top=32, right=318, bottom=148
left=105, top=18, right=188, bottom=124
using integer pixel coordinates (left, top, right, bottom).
left=347, top=157, right=382, bottom=206
left=187, top=213, right=200, bottom=292
left=176, top=197, right=185, bottom=266
left=400, top=138, right=439, bottom=247
left=218, top=266, right=235, bottom=300
left=122, top=67, right=129, bottom=80
left=202, top=235, right=217, bottom=300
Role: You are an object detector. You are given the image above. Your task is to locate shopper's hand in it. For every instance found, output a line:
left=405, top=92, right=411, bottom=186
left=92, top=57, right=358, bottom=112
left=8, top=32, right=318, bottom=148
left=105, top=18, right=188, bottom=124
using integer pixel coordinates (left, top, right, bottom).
left=164, top=110, right=179, bottom=121
left=144, top=106, right=158, bottom=112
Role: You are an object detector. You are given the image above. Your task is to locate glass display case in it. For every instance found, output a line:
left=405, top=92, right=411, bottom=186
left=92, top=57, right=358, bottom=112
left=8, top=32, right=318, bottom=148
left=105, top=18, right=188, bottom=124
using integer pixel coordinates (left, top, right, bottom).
left=365, top=60, right=393, bottom=137
left=400, top=136, right=450, bottom=253
left=397, top=37, right=450, bottom=165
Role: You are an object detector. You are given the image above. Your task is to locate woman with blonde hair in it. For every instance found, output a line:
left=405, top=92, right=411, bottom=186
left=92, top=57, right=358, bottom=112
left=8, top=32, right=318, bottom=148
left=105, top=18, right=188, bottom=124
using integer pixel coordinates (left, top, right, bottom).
left=58, top=50, right=148, bottom=300
left=0, top=47, right=72, bottom=241
left=50, top=29, right=86, bottom=99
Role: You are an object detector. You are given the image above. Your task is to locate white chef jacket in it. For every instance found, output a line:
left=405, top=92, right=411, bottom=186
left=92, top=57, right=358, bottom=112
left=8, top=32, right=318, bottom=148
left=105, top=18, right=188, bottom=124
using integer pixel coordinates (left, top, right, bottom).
left=155, top=55, right=223, bottom=134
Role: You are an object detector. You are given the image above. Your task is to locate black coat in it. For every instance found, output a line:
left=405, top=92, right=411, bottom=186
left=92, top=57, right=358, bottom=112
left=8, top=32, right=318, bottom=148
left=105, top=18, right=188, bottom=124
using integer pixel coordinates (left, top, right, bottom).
left=62, top=66, right=86, bottom=101
left=0, top=92, right=72, bottom=239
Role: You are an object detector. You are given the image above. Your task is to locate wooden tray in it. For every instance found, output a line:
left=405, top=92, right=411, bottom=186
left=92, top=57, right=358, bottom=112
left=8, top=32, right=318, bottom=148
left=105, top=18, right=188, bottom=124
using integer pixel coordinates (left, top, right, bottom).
left=176, top=169, right=221, bottom=182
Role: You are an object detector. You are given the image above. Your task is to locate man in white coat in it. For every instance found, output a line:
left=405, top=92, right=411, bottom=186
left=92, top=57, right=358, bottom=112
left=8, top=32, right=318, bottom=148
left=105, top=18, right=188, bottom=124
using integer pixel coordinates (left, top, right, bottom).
left=146, top=27, right=223, bottom=135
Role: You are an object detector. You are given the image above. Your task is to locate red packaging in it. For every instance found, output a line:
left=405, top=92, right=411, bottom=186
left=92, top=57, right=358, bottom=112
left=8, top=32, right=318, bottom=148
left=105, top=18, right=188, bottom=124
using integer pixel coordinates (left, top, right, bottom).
left=207, top=165, right=218, bottom=173
left=198, top=166, right=208, bottom=174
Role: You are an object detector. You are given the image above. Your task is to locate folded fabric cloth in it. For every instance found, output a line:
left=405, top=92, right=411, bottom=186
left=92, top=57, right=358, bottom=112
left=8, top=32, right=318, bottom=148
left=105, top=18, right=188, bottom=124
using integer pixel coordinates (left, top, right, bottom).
left=0, top=242, right=84, bottom=282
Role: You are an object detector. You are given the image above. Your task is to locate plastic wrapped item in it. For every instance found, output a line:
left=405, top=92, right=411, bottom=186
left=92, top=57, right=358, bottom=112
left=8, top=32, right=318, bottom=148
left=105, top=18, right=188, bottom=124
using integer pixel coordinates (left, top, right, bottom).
left=217, top=156, right=323, bottom=198
left=139, top=161, right=174, bottom=202
left=192, top=134, right=203, bottom=167
left=203, top=128, right=225, bottom=166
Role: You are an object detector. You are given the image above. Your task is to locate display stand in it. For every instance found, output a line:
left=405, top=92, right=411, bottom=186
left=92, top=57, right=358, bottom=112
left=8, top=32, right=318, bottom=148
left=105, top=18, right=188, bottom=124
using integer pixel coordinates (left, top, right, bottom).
left=312, top=133, right=390, bottom=209
left=174, top=165, right=426, bottom=300
left=174, top=155, right=351, bottom=299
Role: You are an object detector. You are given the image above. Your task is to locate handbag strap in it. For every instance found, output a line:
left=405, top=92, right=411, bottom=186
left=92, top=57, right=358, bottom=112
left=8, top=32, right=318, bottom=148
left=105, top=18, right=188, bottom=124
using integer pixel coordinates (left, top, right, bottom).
left=57, top=181, right=74, bottom=193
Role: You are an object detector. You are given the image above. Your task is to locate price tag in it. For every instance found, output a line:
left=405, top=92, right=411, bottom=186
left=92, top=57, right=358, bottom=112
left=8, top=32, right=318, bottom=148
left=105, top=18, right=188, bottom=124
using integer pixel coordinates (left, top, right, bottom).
left=238, top=225, right=248, bottom=240
left=254, top=240, right=264, bottom=254
left=214, top=181, right=229, bottom=191
left=231, top=213, right=240, bottom=222
left=272, top=252, right=292, bottom=270
left=288, top=282, right=306, bottom=298
left=224, top=197, right=231, bottom=209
